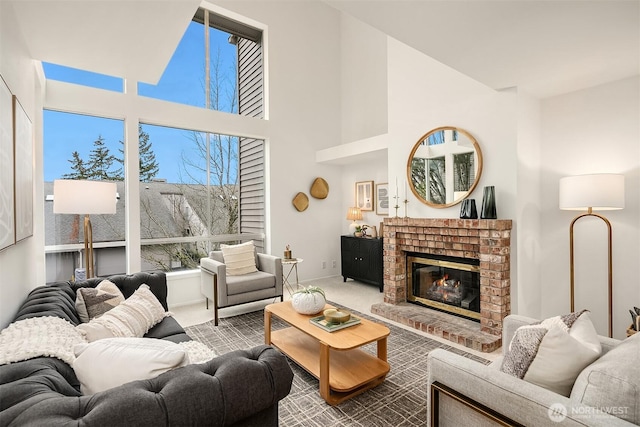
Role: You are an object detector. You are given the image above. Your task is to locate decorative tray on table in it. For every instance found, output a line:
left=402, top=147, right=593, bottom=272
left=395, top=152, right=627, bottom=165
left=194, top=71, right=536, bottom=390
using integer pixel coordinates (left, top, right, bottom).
left=310, top=309, right=361, bottom=332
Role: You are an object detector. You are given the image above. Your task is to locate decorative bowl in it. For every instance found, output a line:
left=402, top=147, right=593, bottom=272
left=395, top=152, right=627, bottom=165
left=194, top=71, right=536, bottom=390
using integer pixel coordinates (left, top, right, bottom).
left=323, top=308, right=351, bottom=324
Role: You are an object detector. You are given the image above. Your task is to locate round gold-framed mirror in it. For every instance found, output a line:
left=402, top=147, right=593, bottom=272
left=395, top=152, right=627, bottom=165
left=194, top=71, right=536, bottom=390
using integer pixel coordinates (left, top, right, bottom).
left=407, top=126, right=483, bottom=208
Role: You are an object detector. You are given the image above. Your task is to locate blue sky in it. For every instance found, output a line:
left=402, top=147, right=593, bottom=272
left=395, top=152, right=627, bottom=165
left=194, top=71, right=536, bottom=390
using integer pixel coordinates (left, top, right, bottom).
left=43, top=21, right=237, bottom=184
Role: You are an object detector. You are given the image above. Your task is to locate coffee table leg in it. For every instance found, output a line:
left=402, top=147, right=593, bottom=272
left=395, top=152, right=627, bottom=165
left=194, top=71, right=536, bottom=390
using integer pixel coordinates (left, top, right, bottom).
left=377, top=336, right=387, bottom=362
left=264, top=310, right=272, bottom=345
left=319, top=343, right=330, bottom=402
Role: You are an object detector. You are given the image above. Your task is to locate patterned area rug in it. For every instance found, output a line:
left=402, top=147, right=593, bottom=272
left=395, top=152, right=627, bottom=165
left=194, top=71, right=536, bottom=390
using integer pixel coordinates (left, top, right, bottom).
left=185, top=306, right=490, bottom=427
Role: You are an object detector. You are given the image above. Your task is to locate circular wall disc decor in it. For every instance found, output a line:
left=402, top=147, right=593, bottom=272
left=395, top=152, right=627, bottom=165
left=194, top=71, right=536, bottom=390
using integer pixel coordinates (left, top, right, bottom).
left=310, top=177, right=329, bottom=199
left=292, top=192, right=309, bottom=212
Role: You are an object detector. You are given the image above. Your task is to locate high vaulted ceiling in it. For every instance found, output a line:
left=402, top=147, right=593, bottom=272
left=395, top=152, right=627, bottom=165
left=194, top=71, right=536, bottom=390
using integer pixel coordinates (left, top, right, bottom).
left=7, top=0, right=640, bottom=98
left=328, top=0, right=640, bottom=98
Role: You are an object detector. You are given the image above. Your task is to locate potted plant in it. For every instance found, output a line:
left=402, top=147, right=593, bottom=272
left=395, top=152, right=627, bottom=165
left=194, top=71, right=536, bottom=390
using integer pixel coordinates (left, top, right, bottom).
left=291, top=286, right=326, bottom=315
left=354, top=225, right=368, bottom=237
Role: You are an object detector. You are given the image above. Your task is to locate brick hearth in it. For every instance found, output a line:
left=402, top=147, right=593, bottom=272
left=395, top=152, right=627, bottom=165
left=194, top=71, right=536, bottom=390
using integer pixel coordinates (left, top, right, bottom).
left=372, top=217, right=512, bottom=352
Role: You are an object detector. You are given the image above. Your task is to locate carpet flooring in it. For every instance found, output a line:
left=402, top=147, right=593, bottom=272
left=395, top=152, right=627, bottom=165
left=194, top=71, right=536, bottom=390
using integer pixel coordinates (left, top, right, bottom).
left=185, top=305, right=491, bottom=427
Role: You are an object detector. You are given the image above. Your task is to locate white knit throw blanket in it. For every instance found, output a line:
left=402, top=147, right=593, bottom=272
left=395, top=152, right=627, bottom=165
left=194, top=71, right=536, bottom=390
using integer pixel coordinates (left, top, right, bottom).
left=0, top=316, right=86, bottom=366
left=0, top=316, right=215, bottom=367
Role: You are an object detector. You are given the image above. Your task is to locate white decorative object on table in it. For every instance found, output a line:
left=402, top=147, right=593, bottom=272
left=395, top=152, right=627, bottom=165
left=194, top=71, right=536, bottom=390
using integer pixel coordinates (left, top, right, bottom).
left=291, top=286, right=326, bottom=315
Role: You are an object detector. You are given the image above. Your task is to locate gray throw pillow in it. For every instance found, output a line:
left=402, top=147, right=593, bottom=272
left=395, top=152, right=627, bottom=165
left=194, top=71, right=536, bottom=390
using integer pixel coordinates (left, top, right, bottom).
left=75, top=280, right=125, bottom=323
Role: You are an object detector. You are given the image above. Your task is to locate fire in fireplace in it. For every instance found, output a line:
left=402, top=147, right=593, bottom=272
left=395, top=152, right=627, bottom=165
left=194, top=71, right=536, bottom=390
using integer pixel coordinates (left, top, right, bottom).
left=407, top=254, right=481, bottom=321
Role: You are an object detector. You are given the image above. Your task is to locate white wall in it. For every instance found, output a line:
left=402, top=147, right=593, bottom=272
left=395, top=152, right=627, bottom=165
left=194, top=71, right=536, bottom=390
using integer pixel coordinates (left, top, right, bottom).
left=515, top=90, right=542, bottom=319
left=216, top=1, right=345, bottom=281
left=0, top=1, right=46, bottom=328
left=340, top=13, right=388, bottom=144
left=540, top=76, right=640, bottom=339
left=385, top=38, right=518, bottom=224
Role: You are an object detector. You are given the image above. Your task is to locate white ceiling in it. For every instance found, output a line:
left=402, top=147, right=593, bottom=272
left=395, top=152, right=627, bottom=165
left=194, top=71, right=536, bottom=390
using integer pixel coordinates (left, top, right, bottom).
left=8, top=0, right=640, bottom=97
left=327, top=0, right=640, bottom=98
left=9, top=0, right=201, bottom=84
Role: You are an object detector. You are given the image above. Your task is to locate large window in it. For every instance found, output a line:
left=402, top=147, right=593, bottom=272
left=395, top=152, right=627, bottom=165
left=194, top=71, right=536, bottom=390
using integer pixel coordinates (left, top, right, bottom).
left=43, top=111, right=125, bottom=282
left=136, top=124, right=263, bottom=272
left=138, top=7, right=263, bottom=118
left=43, top=4, right=266, bottom=282
left=42, top=63, right=123, bottom=92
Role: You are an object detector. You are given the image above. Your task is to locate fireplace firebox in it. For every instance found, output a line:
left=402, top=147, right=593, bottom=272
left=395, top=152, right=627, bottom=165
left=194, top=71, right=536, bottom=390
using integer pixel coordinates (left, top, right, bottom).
left=407, top=254, right=481, bottom=321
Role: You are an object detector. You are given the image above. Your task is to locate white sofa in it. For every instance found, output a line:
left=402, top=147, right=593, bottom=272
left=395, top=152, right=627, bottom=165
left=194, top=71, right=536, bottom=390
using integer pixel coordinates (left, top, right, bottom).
left=427, top=314, right=639, bottom=426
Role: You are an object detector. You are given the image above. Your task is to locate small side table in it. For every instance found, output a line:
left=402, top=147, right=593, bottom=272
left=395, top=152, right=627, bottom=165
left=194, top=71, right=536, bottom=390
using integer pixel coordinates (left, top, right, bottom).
left=282, top=258, right=303, bottom=295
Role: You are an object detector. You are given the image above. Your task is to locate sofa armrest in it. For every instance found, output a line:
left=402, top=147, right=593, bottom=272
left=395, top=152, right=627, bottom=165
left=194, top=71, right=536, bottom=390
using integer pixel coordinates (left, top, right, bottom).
left=257, top=254, right=283, bottom=292
left=200, top=257, right=227, bottom=305
left=502, top=314, right=540, bottom=354
left=427, top=349, right=632, bottom=427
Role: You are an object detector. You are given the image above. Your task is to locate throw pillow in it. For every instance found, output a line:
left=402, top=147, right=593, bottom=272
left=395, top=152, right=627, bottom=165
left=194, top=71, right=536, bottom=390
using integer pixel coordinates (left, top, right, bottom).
left=221, top=240, right=258, bottom=276
left=501, top=310, right=602, bottom=396
left=75, top=280, right=125, bottom=323
left=76, top=284, right=168, bottom=342
left=73, top=337, right=189, bottom=395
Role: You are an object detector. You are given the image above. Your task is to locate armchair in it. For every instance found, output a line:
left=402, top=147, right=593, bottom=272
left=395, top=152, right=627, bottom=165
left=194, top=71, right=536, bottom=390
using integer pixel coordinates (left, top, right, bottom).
left=201, top=250, right=283, bottom=325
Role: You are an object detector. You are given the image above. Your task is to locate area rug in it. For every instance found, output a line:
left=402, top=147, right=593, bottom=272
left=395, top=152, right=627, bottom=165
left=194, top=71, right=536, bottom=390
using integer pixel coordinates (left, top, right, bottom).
left=185, top=306, right=491, bottom=427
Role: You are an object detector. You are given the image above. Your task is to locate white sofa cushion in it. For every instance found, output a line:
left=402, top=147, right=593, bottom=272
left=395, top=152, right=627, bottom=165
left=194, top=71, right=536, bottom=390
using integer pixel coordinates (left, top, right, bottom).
left=73, top=337, right=189, bottom=395
left=76, top=284, right=168, bottom=342
left=501, top=310, right=601, bottom=396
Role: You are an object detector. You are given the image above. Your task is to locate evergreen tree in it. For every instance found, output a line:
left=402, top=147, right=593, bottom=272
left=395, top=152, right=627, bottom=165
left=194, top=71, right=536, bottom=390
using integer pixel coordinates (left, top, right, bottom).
left=138, top=126, right=160, bottom=182
left=87, top=135, right=118, bottom=180
left=62, top=151, right=90, bottom=179
left=115, top=125, right=160, bottom=182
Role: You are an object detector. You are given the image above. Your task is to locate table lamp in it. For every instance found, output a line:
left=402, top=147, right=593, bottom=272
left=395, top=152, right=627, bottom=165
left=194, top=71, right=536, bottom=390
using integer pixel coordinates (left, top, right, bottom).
left=346, top=206, right=363, bottom=234
left=559, top=173, right=624, bottom=337
left=53, top=180, right=118, bottom=279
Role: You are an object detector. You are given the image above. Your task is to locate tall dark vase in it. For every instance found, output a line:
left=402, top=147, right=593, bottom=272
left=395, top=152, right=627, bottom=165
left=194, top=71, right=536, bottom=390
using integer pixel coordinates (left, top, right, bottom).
left=480, top=186, right=497, bottom=219
left=459, top=199, right=478, bottom=219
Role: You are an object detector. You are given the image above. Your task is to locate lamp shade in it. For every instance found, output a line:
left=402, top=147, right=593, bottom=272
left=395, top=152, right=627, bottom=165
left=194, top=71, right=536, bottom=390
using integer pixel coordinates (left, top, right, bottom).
left=346, top=206, right=363, bottom=221
left=53, top=180, right=117, bottom=215
left=559, top=174, right=624, bottom=211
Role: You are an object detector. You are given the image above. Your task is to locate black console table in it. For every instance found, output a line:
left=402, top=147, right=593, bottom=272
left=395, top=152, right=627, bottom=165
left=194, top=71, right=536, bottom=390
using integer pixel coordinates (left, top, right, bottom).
left=341, top=235, right=383, bottom=292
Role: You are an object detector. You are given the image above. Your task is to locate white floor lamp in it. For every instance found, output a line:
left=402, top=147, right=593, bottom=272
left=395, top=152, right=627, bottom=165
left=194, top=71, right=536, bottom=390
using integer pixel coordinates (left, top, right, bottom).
left=559, top=173, right=624, bottom=337
left=53, top=180, right=117, bottom=279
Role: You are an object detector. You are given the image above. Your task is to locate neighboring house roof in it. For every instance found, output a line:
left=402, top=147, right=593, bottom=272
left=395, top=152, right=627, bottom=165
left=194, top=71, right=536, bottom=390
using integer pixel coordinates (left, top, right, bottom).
left=44, top=181, right=234, bottom=246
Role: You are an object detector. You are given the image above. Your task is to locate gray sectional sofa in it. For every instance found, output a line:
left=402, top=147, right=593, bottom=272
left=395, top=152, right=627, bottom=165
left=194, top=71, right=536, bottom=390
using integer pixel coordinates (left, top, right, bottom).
left=0, top=272, right=294, bottom=426
left=427, top=314, right=639, bottom=426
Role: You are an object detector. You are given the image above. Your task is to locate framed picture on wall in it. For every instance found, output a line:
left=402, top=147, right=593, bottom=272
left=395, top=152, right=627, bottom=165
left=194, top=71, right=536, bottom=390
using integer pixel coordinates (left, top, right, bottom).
left=13, top=95, right=33, bottom=242
left=355, top=180, right=374, bottom=211
left=376, top=183, right=389, bottom=215
left=0, top=76, right=14, bottom=251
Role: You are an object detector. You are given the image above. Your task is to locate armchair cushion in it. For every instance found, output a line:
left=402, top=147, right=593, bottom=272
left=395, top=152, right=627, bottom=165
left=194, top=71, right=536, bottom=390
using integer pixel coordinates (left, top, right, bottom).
left=227, top=271, right=277, bottom=295
left=221, top=241, right=258, bottom=276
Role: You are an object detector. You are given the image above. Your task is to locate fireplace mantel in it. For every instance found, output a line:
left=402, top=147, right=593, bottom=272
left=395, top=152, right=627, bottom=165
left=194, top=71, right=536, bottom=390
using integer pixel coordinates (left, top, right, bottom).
left=376, top=217, right=512, bottom=351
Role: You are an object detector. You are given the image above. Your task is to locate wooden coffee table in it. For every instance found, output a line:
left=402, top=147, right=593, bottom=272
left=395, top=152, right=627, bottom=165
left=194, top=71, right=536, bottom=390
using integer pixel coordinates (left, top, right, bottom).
left=264, top=301, right=390, bottom=405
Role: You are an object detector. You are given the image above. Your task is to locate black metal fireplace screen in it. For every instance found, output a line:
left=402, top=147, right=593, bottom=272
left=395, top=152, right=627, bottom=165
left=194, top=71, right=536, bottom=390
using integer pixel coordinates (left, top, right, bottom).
left=407, top=254, right=481, bottom=321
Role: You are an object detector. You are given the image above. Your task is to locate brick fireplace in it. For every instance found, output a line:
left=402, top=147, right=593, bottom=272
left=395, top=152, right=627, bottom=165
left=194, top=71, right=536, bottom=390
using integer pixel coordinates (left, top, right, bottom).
left=371, top=217, right=512, bottom=352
